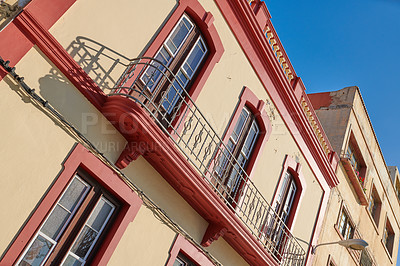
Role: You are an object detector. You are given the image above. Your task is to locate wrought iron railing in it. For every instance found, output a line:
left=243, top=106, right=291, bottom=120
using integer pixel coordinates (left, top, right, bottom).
left=108, top=57, right=306, bottom=265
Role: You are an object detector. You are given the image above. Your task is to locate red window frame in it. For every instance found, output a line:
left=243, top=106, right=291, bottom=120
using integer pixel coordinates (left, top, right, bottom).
left=270, top=155, right=306, bottom=230
left=1, top=143, right=142, bottom=265
left=166, top=234, right=214, bottom=266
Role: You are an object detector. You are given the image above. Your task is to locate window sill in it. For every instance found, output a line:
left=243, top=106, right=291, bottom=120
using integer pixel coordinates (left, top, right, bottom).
left=365, top=207, right=380, bottom=235
left=380, top=239, right=394, bottom=264
left=341, top=157, right=368, bottom=205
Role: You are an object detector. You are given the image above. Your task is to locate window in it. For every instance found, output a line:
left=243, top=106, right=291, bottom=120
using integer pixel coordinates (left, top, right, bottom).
left=17, top=172, right=118, bottom=266
left=337, top=208, right=354, bottom=240
left=134, top=14, right=208, bottom=120
left=383, top=218, right=395, bottom=256
left=166, top=234, right=213, bottom=266
left=360, top=250, right=373, bottom=266
left=259, top=156, right=304, bottom=254
left=367, top=185, right=381, bottom=227
left=1, top=144, right=142, bottom=265
left=215, top=107, right=259, bottom=196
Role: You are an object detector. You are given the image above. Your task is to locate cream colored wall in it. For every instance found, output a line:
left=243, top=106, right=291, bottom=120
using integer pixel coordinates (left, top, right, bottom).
left=313, top=88, right=400, bottom=265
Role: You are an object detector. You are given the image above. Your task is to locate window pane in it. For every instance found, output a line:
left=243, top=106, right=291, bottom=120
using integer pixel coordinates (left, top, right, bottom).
left=166, top=17, right=193, bottom=55
left=41, top=205, right=70, bottom=240
left=63, top=255, right=83, bottom=266
left=19, top=235, right=53, bottom=266
left=87, top=198, right=114, bottom=232
left=59, top=178, right=88, bottom=212
left=70, top=225, right=98, bottom=258
left=182, top=39, right=206, bottom=78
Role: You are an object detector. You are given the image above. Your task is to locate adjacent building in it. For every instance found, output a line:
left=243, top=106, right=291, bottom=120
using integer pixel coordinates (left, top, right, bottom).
left=0, top=0, right=396, bottom=266
left=309, top=87, right=400, bottom=265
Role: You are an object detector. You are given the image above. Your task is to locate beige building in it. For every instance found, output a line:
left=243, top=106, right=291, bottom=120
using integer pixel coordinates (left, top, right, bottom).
left=309, top=87, right=400, bottom=265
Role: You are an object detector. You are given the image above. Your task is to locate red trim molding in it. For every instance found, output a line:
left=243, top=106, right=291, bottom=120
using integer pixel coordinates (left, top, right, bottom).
left=0, top=143, right=142, bottom=265
left=166, top=234, right=214, bottom=266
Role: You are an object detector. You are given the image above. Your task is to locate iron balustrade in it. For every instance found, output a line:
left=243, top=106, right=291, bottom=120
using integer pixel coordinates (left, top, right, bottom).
left=110, top=57, right=306, bottom=265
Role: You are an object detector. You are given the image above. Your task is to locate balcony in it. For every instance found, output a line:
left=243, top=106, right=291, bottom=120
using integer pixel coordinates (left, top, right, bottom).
left=341, top=153, right=368, bottom=205
left=101, top=57, right=306, bottom=265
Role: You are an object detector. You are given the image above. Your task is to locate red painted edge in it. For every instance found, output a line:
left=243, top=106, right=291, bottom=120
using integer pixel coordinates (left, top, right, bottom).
left=0, top=143, right=142, bottom=265
left=166, top=234, right=214, bottom=266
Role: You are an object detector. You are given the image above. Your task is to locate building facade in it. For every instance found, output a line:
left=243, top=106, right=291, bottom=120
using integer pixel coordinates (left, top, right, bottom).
left=0, top=0, right=366, bottom=265
left=309, top=87, right=400, bottom=265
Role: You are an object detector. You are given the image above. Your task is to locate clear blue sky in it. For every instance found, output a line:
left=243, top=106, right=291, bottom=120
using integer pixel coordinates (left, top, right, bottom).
left=263, top=0, right=400, bottom=264
left=264, top=0, right=400, bottom=168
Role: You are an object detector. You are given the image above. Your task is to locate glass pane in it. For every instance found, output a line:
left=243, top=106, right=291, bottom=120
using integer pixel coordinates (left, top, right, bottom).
left=87, top=198, right=113, bottom=232
left=242, top=122, right=258, bottom=157
left=59, top=178, right=88, bottom=212
left=162, top=71, right=187, bottom=113
left=63, top=255, right=82, bottom=266
left=41, top=205, right=70, bottom=240
left=70, top=225, right=98, bottom=258
left=166, top=17, right=192, bottom=55
left=182, top=40, right=206, bottom=78
left=19, top=235, right=53, bottom=266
